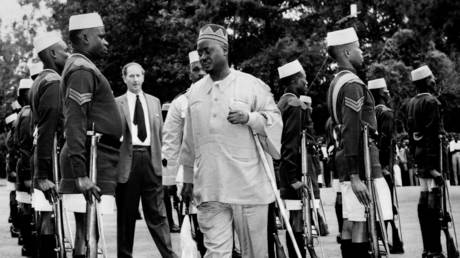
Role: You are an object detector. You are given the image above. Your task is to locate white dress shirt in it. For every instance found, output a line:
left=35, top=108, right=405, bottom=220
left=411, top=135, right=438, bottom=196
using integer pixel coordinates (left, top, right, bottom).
left=179, top=69, right=282, bottom=205
left=126, top=90, right=151, bottom=146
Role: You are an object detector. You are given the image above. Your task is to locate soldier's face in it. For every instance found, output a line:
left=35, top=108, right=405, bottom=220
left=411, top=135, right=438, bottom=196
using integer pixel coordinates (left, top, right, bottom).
left=189, top=61, right=206, bottom=83
left=197, top=39, right=228, bottom=74
left=86, top=27, right=108, bottom=58
left=123, top=64, right=144, bottom=94
left=52, top=41, right=70, bottom=71
left=295, top=72, right=308, bottom=95
left=348, top=42, right=363, bottom=67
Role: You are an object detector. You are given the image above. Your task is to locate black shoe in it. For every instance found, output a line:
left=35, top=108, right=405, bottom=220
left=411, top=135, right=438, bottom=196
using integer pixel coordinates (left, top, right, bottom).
left=10, top=225, right=20, bottom=238
left=170, top=224, right=180, bottom=233
left=427, top=252, right=446, bottom=258
left=390, top=242, right=404, bottom=254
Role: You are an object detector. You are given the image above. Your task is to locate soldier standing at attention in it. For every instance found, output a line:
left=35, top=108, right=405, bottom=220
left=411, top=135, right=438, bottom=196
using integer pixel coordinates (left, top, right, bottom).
left=30, top=31, right=69, bottom=257
left=407, top=65, right=445, bottom=258
left=326, top=27, right=386, bottom=258
left=59, top=13, right=122, bottom=257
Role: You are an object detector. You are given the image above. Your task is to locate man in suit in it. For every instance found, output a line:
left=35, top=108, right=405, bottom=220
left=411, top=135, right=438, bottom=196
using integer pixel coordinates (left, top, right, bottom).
left=115, top=62, right=176, bottom=258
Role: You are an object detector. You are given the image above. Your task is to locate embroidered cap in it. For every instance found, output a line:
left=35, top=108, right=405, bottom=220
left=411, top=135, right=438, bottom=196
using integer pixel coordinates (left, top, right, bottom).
left=69, top=13, right=104, bottom=31
left=188, top=51, right=200, bottom=64
left=367, top=78, right=387, bottom=90
left=5, top=113, right=18, bottom=125
left=326, top=27, right=359, bottom=47
left=299, top=95, right=312, bottom=104
left=411, top=65, right=433, bottom=82
left=33, top=31, right=64, bottom=54
left=197, top=24, right=228, bottom=46
left=278, top=60, right=305, bottom=79
left=28, top=61, right=43, bottom=78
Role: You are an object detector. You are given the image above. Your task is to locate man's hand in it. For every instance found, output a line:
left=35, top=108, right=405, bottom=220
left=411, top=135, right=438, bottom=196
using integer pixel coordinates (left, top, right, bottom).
left=24, top=180, right=32, bottom=188
left=291, top=181, right=306, bottom=190
left=36, top=179, right=59, bottom=204
left=350, top=175, right=371, bottom=206
left=181, top=183, right=193, bottom=204
left=383, top=168, right=394, bottom=187
left=75, top=176, right=101, bottom=204
left=227, top=110, right=249, bottom=125
left=162, top=159, right=168, bottom=167
left=430, top=169, right=444, bottom=187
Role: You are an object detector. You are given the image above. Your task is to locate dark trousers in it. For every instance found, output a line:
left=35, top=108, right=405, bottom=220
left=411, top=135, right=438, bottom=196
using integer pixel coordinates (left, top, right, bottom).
left=116, top=148, right=175, bottom=258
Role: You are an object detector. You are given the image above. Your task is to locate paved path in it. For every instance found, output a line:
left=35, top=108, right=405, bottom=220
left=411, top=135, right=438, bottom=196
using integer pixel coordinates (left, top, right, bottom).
left=0, top=184, right=458, bottom=257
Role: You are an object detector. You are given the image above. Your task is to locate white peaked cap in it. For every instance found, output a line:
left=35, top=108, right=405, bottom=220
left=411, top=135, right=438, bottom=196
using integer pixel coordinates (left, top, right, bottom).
left=278, top=59, right=305, bottom=79
left=368, top=78, right=387, bottom=90
left=299, top=95, right=312, bottom=104
left=28, top=61, right=43, bottom=77
left=5, top=113, right=18, bottom=124
left=326, top=27, right=359, bottom=47
left=69, top=13, right=104, bottom=31
left=18, top=79, right=33, bottom=95
left=188, top=51, right=200, bottom=64
left=411, top=65, right=433, bottom=81
left=11, top=101, right=21, bottom=110
left=33, top=31, right=63, bottom=53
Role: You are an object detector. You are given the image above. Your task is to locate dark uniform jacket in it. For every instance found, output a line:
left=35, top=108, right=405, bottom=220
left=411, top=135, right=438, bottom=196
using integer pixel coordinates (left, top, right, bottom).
left=375, top=104, right=394, bottom=170
left=327, top=67, right=381, bottom=181
left=14, top=106, right=33, bottom=192
left=278, top=93, right=320, bottom=199
left=406, top=92, right=443, bottom=178
left=6, top=129, right=18, bottom=183
left=30, top=69, right=63, bottom=183
left=59, top=53, right=122, bottom=195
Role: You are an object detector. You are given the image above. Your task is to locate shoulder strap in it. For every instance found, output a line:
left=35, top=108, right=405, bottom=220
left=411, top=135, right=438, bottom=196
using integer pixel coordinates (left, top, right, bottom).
left=331, top=71, right=365, bottom=124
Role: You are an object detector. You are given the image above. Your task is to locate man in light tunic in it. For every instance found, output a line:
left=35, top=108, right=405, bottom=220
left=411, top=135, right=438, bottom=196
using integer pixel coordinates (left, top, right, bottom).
left=180, top=24, right=282, bottom=258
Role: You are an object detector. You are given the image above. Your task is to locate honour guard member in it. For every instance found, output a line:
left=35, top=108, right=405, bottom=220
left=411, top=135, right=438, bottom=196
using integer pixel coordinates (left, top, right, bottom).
left=326, top=27, right=388, bottom=258
left=180, top=24, right=282, bottom=257
left=368, top=78, right=404, bottom=253
left=407, top=65, right=445, bottom=258
left=277, top=59, right=312, bottom=257
left=30, top=31, right=69, bottom=257
left=14, top=78, right=35, bottom=256
left=5, top=113, right=20, bottom=239
left=60, top=13, right=122, bottom=257
left=115, top=62, right=176, bottom=258
left=163, top=50, right=206, bottom=255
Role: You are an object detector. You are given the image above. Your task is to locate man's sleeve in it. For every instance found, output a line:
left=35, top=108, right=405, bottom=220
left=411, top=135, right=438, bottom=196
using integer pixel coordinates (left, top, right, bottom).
left=340, top=83, right=364, bottom=176
left=64, top=69, right=95, bottom=178
left=280, top=105, right=302, bottom=185
left=162, top=98, right=184, bottom=162
left=246, top=79, right=283, bottom=159
left=35, top=80, right=62, bottom=179
left=179, top=97, right=195, bottom=184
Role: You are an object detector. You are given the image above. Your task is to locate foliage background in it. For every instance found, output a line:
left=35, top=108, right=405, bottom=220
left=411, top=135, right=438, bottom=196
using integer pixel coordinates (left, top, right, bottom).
left=2, top=0, right=460, bottom=135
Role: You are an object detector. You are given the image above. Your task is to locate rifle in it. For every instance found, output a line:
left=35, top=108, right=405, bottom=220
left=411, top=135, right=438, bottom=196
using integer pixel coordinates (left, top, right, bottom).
left=86, top=127, right=100, bottom=258
left=439, top=135, right=460, bottom=258
left=51, top=133, right=74, bottom=258
left=363, top=125, right=391, bottom=258
left=301, top=130, right=319, bottom=258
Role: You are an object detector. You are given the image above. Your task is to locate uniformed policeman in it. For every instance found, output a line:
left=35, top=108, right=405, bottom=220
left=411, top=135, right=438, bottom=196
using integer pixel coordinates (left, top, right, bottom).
left=406, top=65, right=445, bottom=258
left=14, top=78, right=35, bottom=256
left=5, top=113, right=20, bottom=239
left=30, top=31, right=69, bottom=257
left=326, top=27, right=387, bottom=258
left=60, top=13, right=122, bottom=258
left=368, top=78, right=404, bottom=253
left=277, top=59, right=317, bottom=257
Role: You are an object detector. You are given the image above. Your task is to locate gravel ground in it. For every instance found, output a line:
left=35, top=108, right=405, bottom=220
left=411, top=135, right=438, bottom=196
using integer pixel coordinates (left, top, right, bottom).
left=0, top=184, right=458, bottom=258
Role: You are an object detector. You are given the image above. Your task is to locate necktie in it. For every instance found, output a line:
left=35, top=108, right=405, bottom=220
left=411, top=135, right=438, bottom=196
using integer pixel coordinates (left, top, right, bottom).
left=133, top=95, right=147, bottom=141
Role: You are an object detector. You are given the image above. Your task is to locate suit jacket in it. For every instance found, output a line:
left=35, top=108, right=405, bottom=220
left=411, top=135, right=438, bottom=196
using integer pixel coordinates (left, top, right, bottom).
left=116, top=92, right=163, bottom=183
